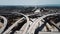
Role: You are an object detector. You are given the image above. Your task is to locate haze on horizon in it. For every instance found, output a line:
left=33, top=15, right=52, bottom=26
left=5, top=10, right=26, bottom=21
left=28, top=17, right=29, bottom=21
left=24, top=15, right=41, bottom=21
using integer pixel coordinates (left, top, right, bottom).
left=0, top=0, right=60, bottom=6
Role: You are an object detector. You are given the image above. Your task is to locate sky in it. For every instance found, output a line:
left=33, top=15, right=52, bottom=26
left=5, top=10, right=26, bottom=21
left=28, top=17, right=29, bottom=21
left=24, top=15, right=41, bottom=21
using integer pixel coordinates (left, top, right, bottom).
left=0, top=0, right=60, bottom=6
